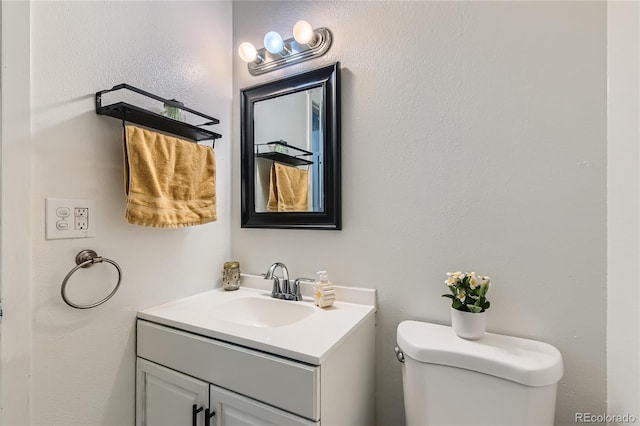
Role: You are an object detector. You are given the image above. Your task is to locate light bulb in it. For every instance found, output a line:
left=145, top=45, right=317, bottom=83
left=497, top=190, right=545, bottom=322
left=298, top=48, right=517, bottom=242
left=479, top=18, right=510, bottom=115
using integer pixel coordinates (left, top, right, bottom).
left=238, top=42, right=257, bottom=62
left=264, top=31, right=284, bottom=54
left=293, top=20, right=314, bottom=44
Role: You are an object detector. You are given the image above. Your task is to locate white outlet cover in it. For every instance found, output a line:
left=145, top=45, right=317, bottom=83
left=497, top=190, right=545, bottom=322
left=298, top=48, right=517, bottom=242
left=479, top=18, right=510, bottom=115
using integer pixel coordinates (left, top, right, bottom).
left=45, top=198, right=96, bottom=240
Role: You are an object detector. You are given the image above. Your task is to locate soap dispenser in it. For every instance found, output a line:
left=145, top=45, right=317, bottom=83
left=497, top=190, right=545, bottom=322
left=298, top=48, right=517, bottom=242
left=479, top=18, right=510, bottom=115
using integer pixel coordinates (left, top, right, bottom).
left=314, top=271, right=335, bottom=308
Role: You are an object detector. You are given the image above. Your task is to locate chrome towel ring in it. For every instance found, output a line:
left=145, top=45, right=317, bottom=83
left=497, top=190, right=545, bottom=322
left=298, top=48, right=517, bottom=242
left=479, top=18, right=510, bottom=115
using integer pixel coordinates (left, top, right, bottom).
left=61, top=249, right=122, bottom=309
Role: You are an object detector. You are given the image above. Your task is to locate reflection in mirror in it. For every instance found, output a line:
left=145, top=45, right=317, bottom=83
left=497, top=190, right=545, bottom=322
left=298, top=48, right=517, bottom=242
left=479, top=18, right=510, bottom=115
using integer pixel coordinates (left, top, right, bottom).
left=253, top=87, right=323, bottom=213
left=241, top=62, right=340, bottom=229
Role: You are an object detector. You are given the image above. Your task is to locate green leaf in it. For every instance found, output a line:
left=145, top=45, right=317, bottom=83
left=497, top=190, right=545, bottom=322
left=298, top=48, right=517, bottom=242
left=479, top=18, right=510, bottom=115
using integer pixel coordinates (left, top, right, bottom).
left=452, top=299, right=463, bottom=309
left=442, top=294, right=454, bottom=300
left=467, top=305, right=482, bottom=313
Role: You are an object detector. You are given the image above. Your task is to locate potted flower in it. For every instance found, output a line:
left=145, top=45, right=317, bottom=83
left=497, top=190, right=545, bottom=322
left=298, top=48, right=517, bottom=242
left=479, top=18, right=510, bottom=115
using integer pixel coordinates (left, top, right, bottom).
left=442, top=271, right=491, bottom=339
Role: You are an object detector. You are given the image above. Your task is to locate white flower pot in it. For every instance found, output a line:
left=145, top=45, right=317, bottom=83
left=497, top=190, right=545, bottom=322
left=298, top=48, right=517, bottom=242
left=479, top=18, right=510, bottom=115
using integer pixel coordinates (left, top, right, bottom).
left=451, top=307, right=486, bottom=340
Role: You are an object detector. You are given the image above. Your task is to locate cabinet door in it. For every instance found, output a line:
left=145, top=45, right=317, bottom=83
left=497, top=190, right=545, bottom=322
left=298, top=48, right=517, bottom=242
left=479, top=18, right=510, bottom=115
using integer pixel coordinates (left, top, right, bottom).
left=209, top=384, right=319, bottom=426
left=137, top=358, right=209, bottom=426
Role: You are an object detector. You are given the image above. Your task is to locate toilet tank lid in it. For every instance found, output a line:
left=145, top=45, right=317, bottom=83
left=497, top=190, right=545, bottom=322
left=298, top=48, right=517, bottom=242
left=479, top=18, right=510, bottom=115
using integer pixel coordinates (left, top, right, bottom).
left=397, top=320, right=563, bottom=387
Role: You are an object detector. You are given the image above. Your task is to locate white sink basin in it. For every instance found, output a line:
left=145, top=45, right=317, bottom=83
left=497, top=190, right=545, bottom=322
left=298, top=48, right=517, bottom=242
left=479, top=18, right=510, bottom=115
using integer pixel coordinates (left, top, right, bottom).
left=137, top=274, right=376, bottom=364
left=211, top=296, right=315, bottom=327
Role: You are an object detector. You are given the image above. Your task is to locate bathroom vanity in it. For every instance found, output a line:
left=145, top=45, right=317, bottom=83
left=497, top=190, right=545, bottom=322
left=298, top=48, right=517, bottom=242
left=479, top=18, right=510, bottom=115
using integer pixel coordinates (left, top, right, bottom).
left=135, top=275, right=376, bottom=426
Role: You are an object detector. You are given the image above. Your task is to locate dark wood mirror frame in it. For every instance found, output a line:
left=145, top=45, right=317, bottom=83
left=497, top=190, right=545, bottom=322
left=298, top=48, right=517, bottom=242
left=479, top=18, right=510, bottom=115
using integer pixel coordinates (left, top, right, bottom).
left=241, top=62, right=341, bottom=230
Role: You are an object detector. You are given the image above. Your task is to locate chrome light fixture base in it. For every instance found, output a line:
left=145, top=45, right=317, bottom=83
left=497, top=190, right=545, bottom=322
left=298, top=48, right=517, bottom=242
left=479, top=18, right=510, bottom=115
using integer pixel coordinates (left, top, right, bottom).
left=248, top=28, right=332, bottom=76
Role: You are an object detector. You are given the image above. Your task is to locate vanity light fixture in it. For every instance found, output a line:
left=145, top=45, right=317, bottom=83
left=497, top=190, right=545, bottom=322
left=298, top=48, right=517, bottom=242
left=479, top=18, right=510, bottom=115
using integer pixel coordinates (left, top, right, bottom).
left=238, top=20, right=332, bottom=76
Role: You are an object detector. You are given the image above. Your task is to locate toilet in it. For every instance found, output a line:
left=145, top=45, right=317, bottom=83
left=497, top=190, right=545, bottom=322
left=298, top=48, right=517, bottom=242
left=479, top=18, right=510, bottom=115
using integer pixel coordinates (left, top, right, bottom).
left=396, top=320, right=563, bottom=426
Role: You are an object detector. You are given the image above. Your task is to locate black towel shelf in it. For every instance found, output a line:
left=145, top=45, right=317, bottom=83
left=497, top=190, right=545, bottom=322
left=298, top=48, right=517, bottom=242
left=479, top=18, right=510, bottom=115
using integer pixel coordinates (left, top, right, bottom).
left=256, top=152, right=313, bottom=167
left=255, top=140, right=313, bottom=167
left=95, top=84, right=222, bottom=143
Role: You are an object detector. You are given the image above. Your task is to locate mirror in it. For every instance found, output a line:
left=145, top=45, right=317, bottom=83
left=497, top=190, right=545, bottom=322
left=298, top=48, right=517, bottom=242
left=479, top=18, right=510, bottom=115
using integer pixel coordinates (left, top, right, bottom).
left=241, top=62, right=341, bottom=229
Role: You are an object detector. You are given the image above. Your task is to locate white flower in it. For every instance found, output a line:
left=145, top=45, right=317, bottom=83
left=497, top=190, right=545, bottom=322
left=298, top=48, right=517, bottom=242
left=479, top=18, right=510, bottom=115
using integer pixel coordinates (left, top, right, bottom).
left=456, top=292, right=466, bottom=303
left=479, top=276, right=491, bottom=288
left=444, top=277, right=457, bottom=287
left=468, top=274, right=479, bottom=289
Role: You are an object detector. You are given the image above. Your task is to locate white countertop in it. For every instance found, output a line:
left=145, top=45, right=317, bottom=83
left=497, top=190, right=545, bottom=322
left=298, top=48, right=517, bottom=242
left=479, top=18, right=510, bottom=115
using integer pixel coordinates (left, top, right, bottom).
left=137, top=274, right=377, bottom=364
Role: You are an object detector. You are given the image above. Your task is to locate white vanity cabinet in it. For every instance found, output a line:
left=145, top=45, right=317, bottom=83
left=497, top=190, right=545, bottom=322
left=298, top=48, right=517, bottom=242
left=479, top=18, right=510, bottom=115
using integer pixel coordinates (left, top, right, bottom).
left=137, top=356, right=316, bottom=426
left=136, top=280, right=376, bottom=426
left=136, top=316, right=374, bottom=426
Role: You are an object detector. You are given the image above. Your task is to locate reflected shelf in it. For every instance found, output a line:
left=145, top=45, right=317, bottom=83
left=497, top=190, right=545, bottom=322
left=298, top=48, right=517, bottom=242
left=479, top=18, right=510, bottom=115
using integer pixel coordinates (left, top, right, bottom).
left=255, top=140, right=313, bottom=167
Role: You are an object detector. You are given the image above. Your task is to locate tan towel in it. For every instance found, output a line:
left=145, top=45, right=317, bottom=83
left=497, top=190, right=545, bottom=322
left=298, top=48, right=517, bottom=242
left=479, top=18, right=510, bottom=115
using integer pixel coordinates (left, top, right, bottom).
left=267, top=163, right=309, bottom=212
left=124, top=125, right=216, bottom=227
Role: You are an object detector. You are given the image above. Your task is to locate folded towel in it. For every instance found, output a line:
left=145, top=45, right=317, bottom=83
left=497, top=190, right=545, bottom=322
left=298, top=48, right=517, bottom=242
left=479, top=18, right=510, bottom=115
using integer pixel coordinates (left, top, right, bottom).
left=267, top=163, right=309, bottom=212
left=124, top=125, right=216, bottom=228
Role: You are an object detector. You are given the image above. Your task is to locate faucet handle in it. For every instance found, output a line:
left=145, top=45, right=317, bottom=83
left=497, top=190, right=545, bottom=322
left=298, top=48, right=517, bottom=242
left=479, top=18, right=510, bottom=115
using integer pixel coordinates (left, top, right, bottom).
left=271, top=276, right=282, bottom=298
left=293, top=278, right=315, bottom=301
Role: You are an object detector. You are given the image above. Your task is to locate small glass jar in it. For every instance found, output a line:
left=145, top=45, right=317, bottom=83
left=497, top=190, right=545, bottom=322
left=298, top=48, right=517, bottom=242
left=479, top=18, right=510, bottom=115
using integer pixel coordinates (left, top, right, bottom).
left=163, top=101, right=186, bottom=123
left=222, top=261, right=241, bottom=291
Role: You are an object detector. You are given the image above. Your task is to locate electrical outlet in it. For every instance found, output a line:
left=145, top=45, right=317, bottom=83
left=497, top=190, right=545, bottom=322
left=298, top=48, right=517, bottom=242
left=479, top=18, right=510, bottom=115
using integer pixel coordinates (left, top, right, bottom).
left=74, top=208, right=89, bottom=230
left=46, top=198, right=96, bottom=240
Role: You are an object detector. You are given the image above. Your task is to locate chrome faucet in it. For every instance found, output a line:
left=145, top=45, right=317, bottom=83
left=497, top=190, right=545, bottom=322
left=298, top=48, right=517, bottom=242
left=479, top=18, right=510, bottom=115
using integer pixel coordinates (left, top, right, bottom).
left=264, top=262, right=304, bottom=301
left=264, top=262, right=290, bottom=299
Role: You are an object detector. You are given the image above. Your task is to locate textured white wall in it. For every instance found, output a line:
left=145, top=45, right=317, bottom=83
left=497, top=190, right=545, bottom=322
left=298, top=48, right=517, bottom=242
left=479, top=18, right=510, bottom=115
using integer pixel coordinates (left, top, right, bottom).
left=25, top=2, right=231, bottom=425
left=607, top=1, right=640, bottom=422
left=1, top=2, right=33, bottom=425
left=232, top=2, right=607, bottom=425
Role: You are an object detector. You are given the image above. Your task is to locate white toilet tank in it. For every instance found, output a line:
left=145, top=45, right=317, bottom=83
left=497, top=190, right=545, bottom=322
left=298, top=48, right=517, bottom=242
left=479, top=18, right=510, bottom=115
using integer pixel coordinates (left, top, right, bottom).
left=396, top=320, right=563, bottom=426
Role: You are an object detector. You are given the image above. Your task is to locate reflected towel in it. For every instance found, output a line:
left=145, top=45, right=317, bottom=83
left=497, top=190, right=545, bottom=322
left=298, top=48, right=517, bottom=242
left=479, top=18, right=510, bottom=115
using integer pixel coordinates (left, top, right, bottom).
left=124, top=125, right=216, bottom=227
left=267, top=163, right=309, bottom=212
